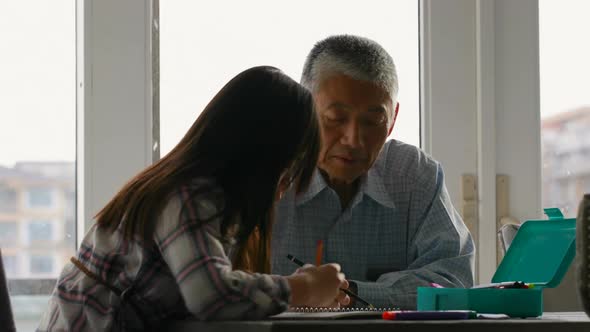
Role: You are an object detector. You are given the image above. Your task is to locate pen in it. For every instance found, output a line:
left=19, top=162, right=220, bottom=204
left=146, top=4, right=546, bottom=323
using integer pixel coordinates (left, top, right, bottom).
left=287, top=254, right=305, bottom=267
left=471, top=281, right=530, bottom=289
left=382, top=310, right=476, bottom=320
left=286, top=254, right=375, bottom=309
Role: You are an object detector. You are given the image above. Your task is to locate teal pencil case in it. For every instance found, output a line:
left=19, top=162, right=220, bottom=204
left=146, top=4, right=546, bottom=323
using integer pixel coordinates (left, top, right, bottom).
left=417, top=208, right=576, bottom=317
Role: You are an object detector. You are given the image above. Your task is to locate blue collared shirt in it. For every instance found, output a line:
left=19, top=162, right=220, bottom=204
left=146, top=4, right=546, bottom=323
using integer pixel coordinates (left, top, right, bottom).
left=271, top=140, right=475, bottom=309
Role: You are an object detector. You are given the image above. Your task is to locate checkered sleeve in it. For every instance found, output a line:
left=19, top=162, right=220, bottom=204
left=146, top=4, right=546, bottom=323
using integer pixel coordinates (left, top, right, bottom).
left=154, top=181, right=290, bottom=320
left=355, top=164, right=475, bottom=309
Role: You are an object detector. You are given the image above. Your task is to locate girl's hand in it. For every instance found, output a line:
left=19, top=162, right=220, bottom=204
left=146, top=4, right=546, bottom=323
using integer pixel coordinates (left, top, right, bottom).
left=286, top=263, right=348, bottom=307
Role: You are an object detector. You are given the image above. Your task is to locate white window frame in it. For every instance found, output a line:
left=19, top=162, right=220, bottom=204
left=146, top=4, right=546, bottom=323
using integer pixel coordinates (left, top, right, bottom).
left=76, top=0, right=157, bottom=244
left=421, top=0, right=540, bottom=283
left=71, top=0, right=542, bottom=288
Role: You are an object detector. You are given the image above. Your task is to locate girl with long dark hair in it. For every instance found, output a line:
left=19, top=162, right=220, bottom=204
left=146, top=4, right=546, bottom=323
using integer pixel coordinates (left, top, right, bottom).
left=38, top=66, right=349, bottom=331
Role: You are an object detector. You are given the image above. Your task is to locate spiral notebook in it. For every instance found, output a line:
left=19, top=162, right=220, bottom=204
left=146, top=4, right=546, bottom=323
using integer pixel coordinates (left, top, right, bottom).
left=271, top=307, right=396, bottom=320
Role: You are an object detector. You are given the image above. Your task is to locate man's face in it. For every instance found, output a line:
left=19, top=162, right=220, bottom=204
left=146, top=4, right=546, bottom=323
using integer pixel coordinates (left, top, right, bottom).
left=314, top=74, right=395, bottom=185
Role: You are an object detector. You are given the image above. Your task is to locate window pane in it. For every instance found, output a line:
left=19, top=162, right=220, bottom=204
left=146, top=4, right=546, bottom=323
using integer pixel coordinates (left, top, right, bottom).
left=0, top=185, right=17, bottom=212
left=0, top=222, right=18, bottom=245
left=160, top=0, right=420, bottom=156
left=27, top=188, right=54, bottom=208
left=29, top=256, right=54, bottom=274
left=0, top=1, right=76, bottom=330
left=28, top=221, right=54, bottom=243
left=3, top=255, right=18, bottom=276
left=540, top=0, right=590, bottom=217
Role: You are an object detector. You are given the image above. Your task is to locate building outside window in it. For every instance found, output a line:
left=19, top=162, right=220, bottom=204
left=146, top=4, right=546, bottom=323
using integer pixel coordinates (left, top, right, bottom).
left=27, top=188, right=54, bottom=209
left=28, top=221, right=53, bottom=243
left=0, top=222, right=18, bottom=246
left=29, top=255, right=54, bottom=274
left=2, top=255, right=18, bottom=276
left=0, top=185, right=17, bottom=212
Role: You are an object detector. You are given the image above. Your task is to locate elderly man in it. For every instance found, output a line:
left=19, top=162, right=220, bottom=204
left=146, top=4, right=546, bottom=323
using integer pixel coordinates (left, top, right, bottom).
left=271, top=35, right=475, bottom=309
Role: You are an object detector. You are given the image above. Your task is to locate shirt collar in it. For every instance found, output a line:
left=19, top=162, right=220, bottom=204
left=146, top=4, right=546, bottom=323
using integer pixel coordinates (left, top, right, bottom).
left=361, top=166, right=396, bottom=209
left=295, top=168, right=329, bottom=206
left=295, top=167, right=396, bottom=209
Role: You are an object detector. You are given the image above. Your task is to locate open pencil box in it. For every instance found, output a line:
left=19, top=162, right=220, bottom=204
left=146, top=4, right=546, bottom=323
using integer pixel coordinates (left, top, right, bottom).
left=417, top=208, right=576, bottom=317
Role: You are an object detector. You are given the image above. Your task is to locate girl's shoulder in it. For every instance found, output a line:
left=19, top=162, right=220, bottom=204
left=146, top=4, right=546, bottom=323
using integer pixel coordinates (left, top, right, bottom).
left=155, top=177, right=226, bottom=237
left=178, top=177, right=225, bottom=215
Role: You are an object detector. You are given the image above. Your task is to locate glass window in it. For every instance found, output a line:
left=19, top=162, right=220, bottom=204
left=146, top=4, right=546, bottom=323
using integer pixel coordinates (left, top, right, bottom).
left=540, top=0, right=590, bottom=217
left=2, top=255, right=18, bottom=276
left=29, top=255, right=54, bottom=274
left=160, top=0, right=420, bottom=157
left=28, top=221, right=53, bottom=242
left=0, top=222, right=18, bottom=246
left=0, top=185, right=17, bottom=212
left=27, top=188, right=54, bottom=208
left=0, top=0, right=76, bottom=329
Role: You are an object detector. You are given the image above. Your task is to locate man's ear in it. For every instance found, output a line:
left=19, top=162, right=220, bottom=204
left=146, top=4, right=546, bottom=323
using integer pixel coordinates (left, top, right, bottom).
left=388, top=102, right=399, bottom=136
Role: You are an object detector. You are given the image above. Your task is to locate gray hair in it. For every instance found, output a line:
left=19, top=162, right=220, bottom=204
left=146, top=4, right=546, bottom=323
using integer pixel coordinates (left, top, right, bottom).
left=301, top=35, right=399, bottom=105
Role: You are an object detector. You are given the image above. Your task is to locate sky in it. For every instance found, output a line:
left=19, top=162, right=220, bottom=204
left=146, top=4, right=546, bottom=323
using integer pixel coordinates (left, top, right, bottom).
left=0, top=1, right=75, bottom=168
left=539, top=0, right=590, bottom=118
left=0, top=0, right=588, bottom=167
left=159, top=0, right=420, bottom=155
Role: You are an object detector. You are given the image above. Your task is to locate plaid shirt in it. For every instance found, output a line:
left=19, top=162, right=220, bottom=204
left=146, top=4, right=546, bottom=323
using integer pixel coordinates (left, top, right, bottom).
left=271, top=140, right=475, bottom=309
left=38, top=179, right=290, bottom=331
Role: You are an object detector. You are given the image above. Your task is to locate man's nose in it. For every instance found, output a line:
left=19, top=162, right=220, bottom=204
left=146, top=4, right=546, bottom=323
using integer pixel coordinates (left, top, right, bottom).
left=340, top=120, right=362, bottom=148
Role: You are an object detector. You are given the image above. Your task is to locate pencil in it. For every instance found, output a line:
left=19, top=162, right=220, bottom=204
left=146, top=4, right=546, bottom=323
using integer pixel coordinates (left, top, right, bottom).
left=315, top=240, right=324, bottom=266
left=286, top=254, right=375, bottom=309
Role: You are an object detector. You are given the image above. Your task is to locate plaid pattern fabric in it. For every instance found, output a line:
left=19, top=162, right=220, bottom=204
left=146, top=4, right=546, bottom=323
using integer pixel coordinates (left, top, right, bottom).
left=38, top=179, right=290, bottom=331
left=271, top=140, right=475, bottom=310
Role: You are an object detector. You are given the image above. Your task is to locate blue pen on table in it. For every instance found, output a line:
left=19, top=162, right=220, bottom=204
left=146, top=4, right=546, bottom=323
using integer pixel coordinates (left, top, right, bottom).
left=286, top=254, right=375, bottom=309
left=382, top=310, right=476, bottom=320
